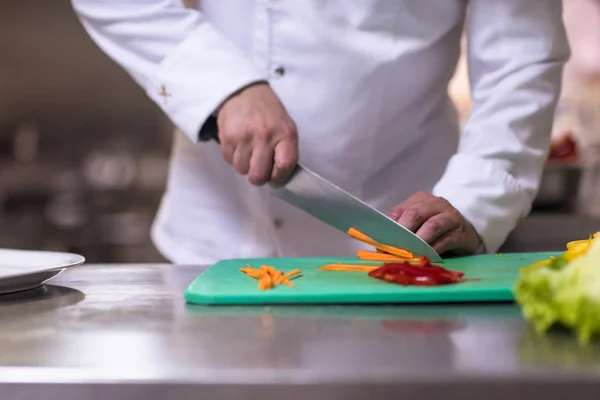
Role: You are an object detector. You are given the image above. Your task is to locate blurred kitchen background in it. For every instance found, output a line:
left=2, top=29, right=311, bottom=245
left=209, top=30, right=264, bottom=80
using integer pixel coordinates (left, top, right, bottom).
left=0, top=0, right=599, bottom=263
left=0, top=0, right=171, bottom=262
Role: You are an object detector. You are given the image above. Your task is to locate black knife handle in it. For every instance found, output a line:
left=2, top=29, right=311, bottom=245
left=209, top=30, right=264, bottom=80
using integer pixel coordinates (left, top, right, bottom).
left=199, top=115, right=221, bottom=144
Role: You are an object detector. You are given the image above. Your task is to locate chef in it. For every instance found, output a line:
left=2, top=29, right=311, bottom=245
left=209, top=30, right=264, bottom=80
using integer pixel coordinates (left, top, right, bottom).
left=71, top=1, right=568, bottom=264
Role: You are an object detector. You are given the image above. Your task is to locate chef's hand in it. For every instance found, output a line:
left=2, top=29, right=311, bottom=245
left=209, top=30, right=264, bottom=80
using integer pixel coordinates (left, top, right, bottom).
left=390, top=192, right=482, bottom=255
left=217, top=82, right=299, bottom=187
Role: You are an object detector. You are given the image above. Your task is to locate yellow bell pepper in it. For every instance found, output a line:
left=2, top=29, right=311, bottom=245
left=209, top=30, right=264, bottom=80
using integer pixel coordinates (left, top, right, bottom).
left=564, top=233, right=600, bottom=261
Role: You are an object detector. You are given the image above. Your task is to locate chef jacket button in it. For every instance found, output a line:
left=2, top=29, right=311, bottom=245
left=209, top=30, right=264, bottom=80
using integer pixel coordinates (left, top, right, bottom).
left=273, top=217, right=283, bottom=229
left=274, top=66, right=285, bottom=77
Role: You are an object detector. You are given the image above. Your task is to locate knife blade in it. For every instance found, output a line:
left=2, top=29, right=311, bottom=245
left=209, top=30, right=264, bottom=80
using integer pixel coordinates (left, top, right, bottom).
left=198, top=116, right=442, bottom=262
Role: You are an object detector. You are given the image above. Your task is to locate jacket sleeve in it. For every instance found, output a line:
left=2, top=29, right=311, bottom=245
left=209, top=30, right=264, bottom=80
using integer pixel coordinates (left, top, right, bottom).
left=432, top=0, right=570, bottom=253
left=71, top=0, right=267, bottom=140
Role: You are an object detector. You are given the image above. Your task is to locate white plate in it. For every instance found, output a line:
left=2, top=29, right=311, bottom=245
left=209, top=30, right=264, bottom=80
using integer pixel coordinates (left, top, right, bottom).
left=0, top=249, right=85, bottom=295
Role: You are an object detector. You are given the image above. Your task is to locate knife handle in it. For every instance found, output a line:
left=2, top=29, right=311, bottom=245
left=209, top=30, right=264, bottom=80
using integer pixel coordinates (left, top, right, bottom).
left=199, top=115, right=221, bottom=144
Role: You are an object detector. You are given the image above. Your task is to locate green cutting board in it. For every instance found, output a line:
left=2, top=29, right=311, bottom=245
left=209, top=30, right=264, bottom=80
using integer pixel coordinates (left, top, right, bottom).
left=184, top=252, right=559, bottom=305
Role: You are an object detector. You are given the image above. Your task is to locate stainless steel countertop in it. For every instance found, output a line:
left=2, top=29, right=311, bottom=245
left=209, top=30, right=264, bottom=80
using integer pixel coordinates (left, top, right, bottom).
left=1, top=264, right=600, bottom=400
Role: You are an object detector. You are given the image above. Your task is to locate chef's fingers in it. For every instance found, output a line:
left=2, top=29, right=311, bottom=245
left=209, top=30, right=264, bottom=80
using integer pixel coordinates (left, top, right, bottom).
left=431, top=231, right=463, bottom=255
left=270, top=138, right=298, bottom=188
left=221, top=141, right=235, bottom=165
left=248, top=144, right=274, bottom=186
left=232, top=142, right=252, bottom=176
left=396, top=198, right=446, bottom=232
left=415, top=212, right=459, bottom=245
left=389, top=191, right=430, bottom=220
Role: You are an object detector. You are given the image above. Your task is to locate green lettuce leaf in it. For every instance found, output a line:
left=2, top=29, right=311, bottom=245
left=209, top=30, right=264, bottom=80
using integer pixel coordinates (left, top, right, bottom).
left=514, top=240, right=600, bottom=344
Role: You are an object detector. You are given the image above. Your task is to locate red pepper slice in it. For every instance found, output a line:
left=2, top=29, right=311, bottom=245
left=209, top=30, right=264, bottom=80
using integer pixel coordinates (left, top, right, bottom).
left=381, top=263, right=459, bottom=282
left=394, top=273, right=413, bottom=286
left=368, top=259, right=465, bottom=286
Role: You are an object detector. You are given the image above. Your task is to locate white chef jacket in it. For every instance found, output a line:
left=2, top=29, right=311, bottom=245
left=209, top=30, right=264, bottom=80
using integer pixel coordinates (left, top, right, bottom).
left=72, top=0, right=569, bottom=264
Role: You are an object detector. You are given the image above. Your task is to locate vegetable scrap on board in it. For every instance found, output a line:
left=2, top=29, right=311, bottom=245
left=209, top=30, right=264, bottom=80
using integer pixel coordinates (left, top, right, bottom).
left=514, top=232, right=600, bottom=344
left=240, top=264, right=301, bottom=290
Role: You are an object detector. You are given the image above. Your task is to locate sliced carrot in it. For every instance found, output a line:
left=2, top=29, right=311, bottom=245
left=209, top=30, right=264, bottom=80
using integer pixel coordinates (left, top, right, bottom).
left=258, top=274, right=273, bottom=290
left=318, top=264, right=380, bottom=273
left=347, top=227, right=380, bottom=247
left=372, top=244, right=414, bottom=258
left=357, top=250, right=413, bottom=261
left=347, top=227, right=415, bottom=258
left=240, top=264, right=301, bottom=290
left=281, top=279, right=294, bottom=288
left=283, top=269, right=301, bottom=279
left=266, top=266, right=277, bottom=275
left=241, top=268, right=264, bottom=279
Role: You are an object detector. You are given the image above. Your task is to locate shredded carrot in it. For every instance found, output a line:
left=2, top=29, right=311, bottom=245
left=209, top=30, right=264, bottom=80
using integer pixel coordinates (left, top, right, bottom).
left=283, top=269, right=301, bottom=279
left=258, top=274, right=272, bottom=290
left=282, top=279, right=295, bottom=288
left=266, top=266, right=277, bottom=275
left=240, top=264, right=301, bottom=290
left=318, top=263, right=381, bottom=273
left=239, top=268, right=264, bottom=279
left=347, top=227, right=415, bottom=259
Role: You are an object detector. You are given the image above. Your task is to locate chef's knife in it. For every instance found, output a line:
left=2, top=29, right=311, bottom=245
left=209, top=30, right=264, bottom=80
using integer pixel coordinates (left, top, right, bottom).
left=199, top=116, right=442, bottom=262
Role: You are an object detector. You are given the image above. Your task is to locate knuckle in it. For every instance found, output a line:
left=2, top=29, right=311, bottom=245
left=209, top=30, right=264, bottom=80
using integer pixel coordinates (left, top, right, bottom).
left=283, top=121, right=298, bottom=137
left=437, top=233, right=455, bottom=247
left=448, top=207, right=462, bottom=220
left=289, top=119, right=298, bottom=131
left=403, top=208, right=422, bottom=224
left=439, top=197, right=452, bottom=208
left=239, top=129, right=255, bottom=143
left=221, top=123, right=242, bottom=141
left=425, top=219, right=443, bottom=234
left=221, top=148, right=234, bottom=164
left=283, top=152, right=299, bottom=168
left=254, top=126, right=274, bottom=142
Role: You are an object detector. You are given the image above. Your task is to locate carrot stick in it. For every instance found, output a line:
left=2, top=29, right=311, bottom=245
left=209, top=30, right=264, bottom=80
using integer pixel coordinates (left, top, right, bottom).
left=281, top=279, right=295, bottom=288
left=347, top=227, right=380, bottom=247
left=347, top=227, right=415, bottom=258
left=357, top=250, right=413, bottom=261
left=283, top=269, right=301, bottom=279
left=266, top=266, right=277, bottom=276
left=240, top=267, right=264, bottom=279
left=258, top=274, right=273, bottom=290
left=318, top=264, right=380, bottom=272
left=375, top=245, right=414, bottom=259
